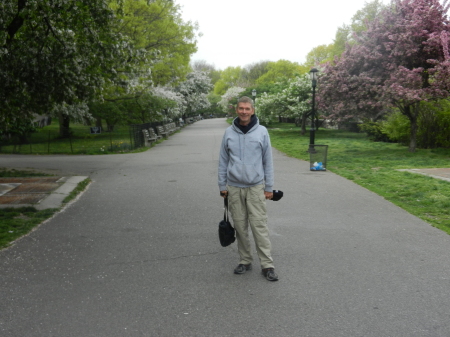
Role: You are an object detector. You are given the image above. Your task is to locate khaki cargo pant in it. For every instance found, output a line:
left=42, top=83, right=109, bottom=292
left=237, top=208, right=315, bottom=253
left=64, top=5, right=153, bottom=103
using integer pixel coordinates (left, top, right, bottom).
left=228, top=184, right=274, bottom=269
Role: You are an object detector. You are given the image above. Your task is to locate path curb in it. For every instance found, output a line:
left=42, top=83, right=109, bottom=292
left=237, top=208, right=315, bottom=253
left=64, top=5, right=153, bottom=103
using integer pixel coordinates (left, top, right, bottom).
left=398, top=168, right=450, bottom=183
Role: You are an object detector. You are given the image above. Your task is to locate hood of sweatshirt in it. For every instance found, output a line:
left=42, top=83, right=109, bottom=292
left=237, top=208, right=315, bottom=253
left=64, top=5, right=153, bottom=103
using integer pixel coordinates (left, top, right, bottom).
left=233, top=114, right=258, bottom=134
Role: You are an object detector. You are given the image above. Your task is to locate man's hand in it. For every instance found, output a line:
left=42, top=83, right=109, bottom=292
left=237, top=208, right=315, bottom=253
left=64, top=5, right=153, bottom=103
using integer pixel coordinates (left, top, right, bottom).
left=264, top=191, right=273, bottom=200
left=220, top=190, right=228, bottom=198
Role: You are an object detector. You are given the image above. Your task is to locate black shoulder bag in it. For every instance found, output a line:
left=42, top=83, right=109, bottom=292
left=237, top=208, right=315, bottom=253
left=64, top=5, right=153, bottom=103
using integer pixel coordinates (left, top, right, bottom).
left=218, top=197, right=235, bottom=247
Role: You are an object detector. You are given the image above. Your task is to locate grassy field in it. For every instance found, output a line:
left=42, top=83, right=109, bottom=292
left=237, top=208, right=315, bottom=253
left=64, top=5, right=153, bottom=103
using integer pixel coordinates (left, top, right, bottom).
left=0, top=123, right=148, bottom=155
left=268, top=123, right=450, bottom=234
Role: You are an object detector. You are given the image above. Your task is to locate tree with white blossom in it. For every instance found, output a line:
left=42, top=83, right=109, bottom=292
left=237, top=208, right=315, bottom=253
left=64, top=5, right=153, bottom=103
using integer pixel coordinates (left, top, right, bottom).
left=176, top=71, right=213, bottom=118
left=256, top=74, right=313, bottom=130
left=218, top=87, right=246, bottom=114
left=151, top=86, right=185, bottom=120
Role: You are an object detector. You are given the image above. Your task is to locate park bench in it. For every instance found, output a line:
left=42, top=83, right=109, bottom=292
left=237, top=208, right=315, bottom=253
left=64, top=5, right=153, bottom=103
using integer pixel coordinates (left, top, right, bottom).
left=142, top=129, right=157, bottom=147
left=163, top=124, right=174, bottom=135
left=149, top=127, right=161, bottom=140
left=156, top=125, right=170, bottom=139
left=165, top=123, right=179, bottom=134
left=171, top=122, right=180, bottom=131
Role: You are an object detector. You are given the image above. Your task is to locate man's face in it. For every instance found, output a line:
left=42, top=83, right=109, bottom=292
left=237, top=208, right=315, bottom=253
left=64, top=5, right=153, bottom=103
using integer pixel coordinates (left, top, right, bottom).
left=236, top=102, right=254, bottom=126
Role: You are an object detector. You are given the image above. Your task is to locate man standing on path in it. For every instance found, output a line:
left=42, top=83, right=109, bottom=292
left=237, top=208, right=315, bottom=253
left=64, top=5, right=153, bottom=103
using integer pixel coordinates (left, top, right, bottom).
left=218, top=96, right=278, bottom=281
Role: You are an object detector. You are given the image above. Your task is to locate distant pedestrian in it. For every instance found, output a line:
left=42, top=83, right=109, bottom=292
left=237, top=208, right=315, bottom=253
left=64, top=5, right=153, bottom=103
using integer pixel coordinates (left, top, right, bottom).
left=218, top=96, right=278, bottom=281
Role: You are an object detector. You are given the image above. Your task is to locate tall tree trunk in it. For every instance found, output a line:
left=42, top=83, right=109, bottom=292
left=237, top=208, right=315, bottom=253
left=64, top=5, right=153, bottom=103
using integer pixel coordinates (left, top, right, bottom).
left=301, top=112, right=308, bottom=135
left=404, top=103, right=419, bottom=153
left=58, top=112, right=70, bottom=138
left=409, top=117, right=418, bottom=152
left=95, top=117, right=103, bottom=130
left=106, top=120, right=115, bottom=132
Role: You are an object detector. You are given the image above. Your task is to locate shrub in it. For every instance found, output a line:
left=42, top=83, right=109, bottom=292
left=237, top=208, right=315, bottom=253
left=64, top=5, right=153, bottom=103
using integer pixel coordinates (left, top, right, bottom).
left=381, top=110, right=410, bottom=145
left=358, top=119, right=392, bottom=142
left=418, top=101, right=450, bottom=148
left=380, top=102, right=450, bottom=149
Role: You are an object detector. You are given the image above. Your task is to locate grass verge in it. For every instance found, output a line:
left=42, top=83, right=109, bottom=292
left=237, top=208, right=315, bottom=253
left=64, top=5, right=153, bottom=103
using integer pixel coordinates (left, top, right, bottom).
left=63, top=178, right=91, bottom=204
left=0, top=169, right=91, bottom=249
left=268, top=123, right=450, bottom=235
left=0, top=168, right=53, bottom=177
left=0, top=207, right=59, bottom=249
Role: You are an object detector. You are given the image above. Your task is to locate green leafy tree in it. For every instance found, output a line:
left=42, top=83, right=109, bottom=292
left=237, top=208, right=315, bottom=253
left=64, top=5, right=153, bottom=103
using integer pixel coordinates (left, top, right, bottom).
left=329, top=0, right=386, bottom=60
left=255, top=60, right=304, bottom=85
left=205, top=92, right=223, bottom=116
left=351, top=0, right=385, bottom=36
left=91, top=0, right=198, bottom=129
left=241, top=61, right=270, bottom=86
left=88, top=101, right=126, bottom=132
left=103, top=0, right=198, bottom=100
left=305, top=44, right=335, bottom=68
left=214, top=66, right=243, bottom=95
left=123, top=0, right=197, bottom=86
left=331, top=24, right=352, bottom=58
left=381, top=101, right=450, bottom=148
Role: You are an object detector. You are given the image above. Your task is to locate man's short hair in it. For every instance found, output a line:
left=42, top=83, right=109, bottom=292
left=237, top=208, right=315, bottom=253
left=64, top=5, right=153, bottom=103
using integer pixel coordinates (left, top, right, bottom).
left=237, top=96, right=254, bottom=109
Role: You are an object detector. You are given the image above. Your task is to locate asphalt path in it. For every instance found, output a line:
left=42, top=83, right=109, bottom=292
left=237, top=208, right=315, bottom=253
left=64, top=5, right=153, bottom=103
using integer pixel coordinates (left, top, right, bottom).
left=1, top=118, right=450, bottom=337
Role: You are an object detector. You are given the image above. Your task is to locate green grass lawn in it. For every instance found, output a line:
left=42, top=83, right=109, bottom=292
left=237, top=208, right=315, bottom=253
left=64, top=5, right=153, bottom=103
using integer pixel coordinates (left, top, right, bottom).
left=0, top=123, right=147, bottom=155
left=0, top=207, right=58, bottom=249
left=268, top=123, right=450, bottom=235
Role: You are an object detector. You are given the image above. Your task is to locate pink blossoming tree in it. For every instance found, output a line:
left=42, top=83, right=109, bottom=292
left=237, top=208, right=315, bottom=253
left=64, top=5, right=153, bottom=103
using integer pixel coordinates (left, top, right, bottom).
left=318, top=0, right=450, bottom=152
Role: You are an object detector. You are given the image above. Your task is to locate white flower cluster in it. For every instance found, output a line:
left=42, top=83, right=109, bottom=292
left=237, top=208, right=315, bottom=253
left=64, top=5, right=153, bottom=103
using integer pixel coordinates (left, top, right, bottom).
left=151, top=86, right=186, bottom=118
left=176, top=71, right=213, bottom=114
left=256, top=74, right=312, bottom=124
left=51, top=101, right=93, bottom=123
left=218, top=87, right=245, bottom=112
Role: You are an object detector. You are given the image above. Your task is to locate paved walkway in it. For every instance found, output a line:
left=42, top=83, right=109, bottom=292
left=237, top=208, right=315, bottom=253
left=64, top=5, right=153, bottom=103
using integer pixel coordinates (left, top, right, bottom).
left=1, top=119, right=450, bottom=337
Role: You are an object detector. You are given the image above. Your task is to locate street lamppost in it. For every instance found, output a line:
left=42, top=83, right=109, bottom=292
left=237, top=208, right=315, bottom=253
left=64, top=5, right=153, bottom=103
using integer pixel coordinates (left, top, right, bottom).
left=308, top=68, right=319, bottom=153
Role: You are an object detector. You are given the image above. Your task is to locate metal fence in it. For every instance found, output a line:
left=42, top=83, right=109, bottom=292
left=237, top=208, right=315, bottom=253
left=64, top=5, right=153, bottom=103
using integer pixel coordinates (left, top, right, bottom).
left=0, top=120, right=185, bottom=155
left=0, top=125, right=138, bottom=155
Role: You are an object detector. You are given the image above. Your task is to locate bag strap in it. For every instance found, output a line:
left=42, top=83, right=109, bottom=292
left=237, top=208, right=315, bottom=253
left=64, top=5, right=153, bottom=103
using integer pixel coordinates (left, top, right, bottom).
left=223, top=197, right=229, bottom=222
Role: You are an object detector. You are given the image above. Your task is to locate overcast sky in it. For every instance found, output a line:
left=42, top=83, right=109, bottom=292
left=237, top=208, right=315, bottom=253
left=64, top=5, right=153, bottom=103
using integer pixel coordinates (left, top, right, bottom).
left=176, top=0, right=388, bottom=70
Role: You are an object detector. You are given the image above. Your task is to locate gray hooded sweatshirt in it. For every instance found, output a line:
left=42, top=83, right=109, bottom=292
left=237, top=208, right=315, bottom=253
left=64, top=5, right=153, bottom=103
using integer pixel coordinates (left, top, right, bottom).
left=218, top=116, right=274, bottom=192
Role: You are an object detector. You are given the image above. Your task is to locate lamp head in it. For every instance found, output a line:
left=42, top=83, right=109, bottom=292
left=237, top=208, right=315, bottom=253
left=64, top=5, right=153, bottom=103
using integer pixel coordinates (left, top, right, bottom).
left=309, top=68, right=319, bottom=81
